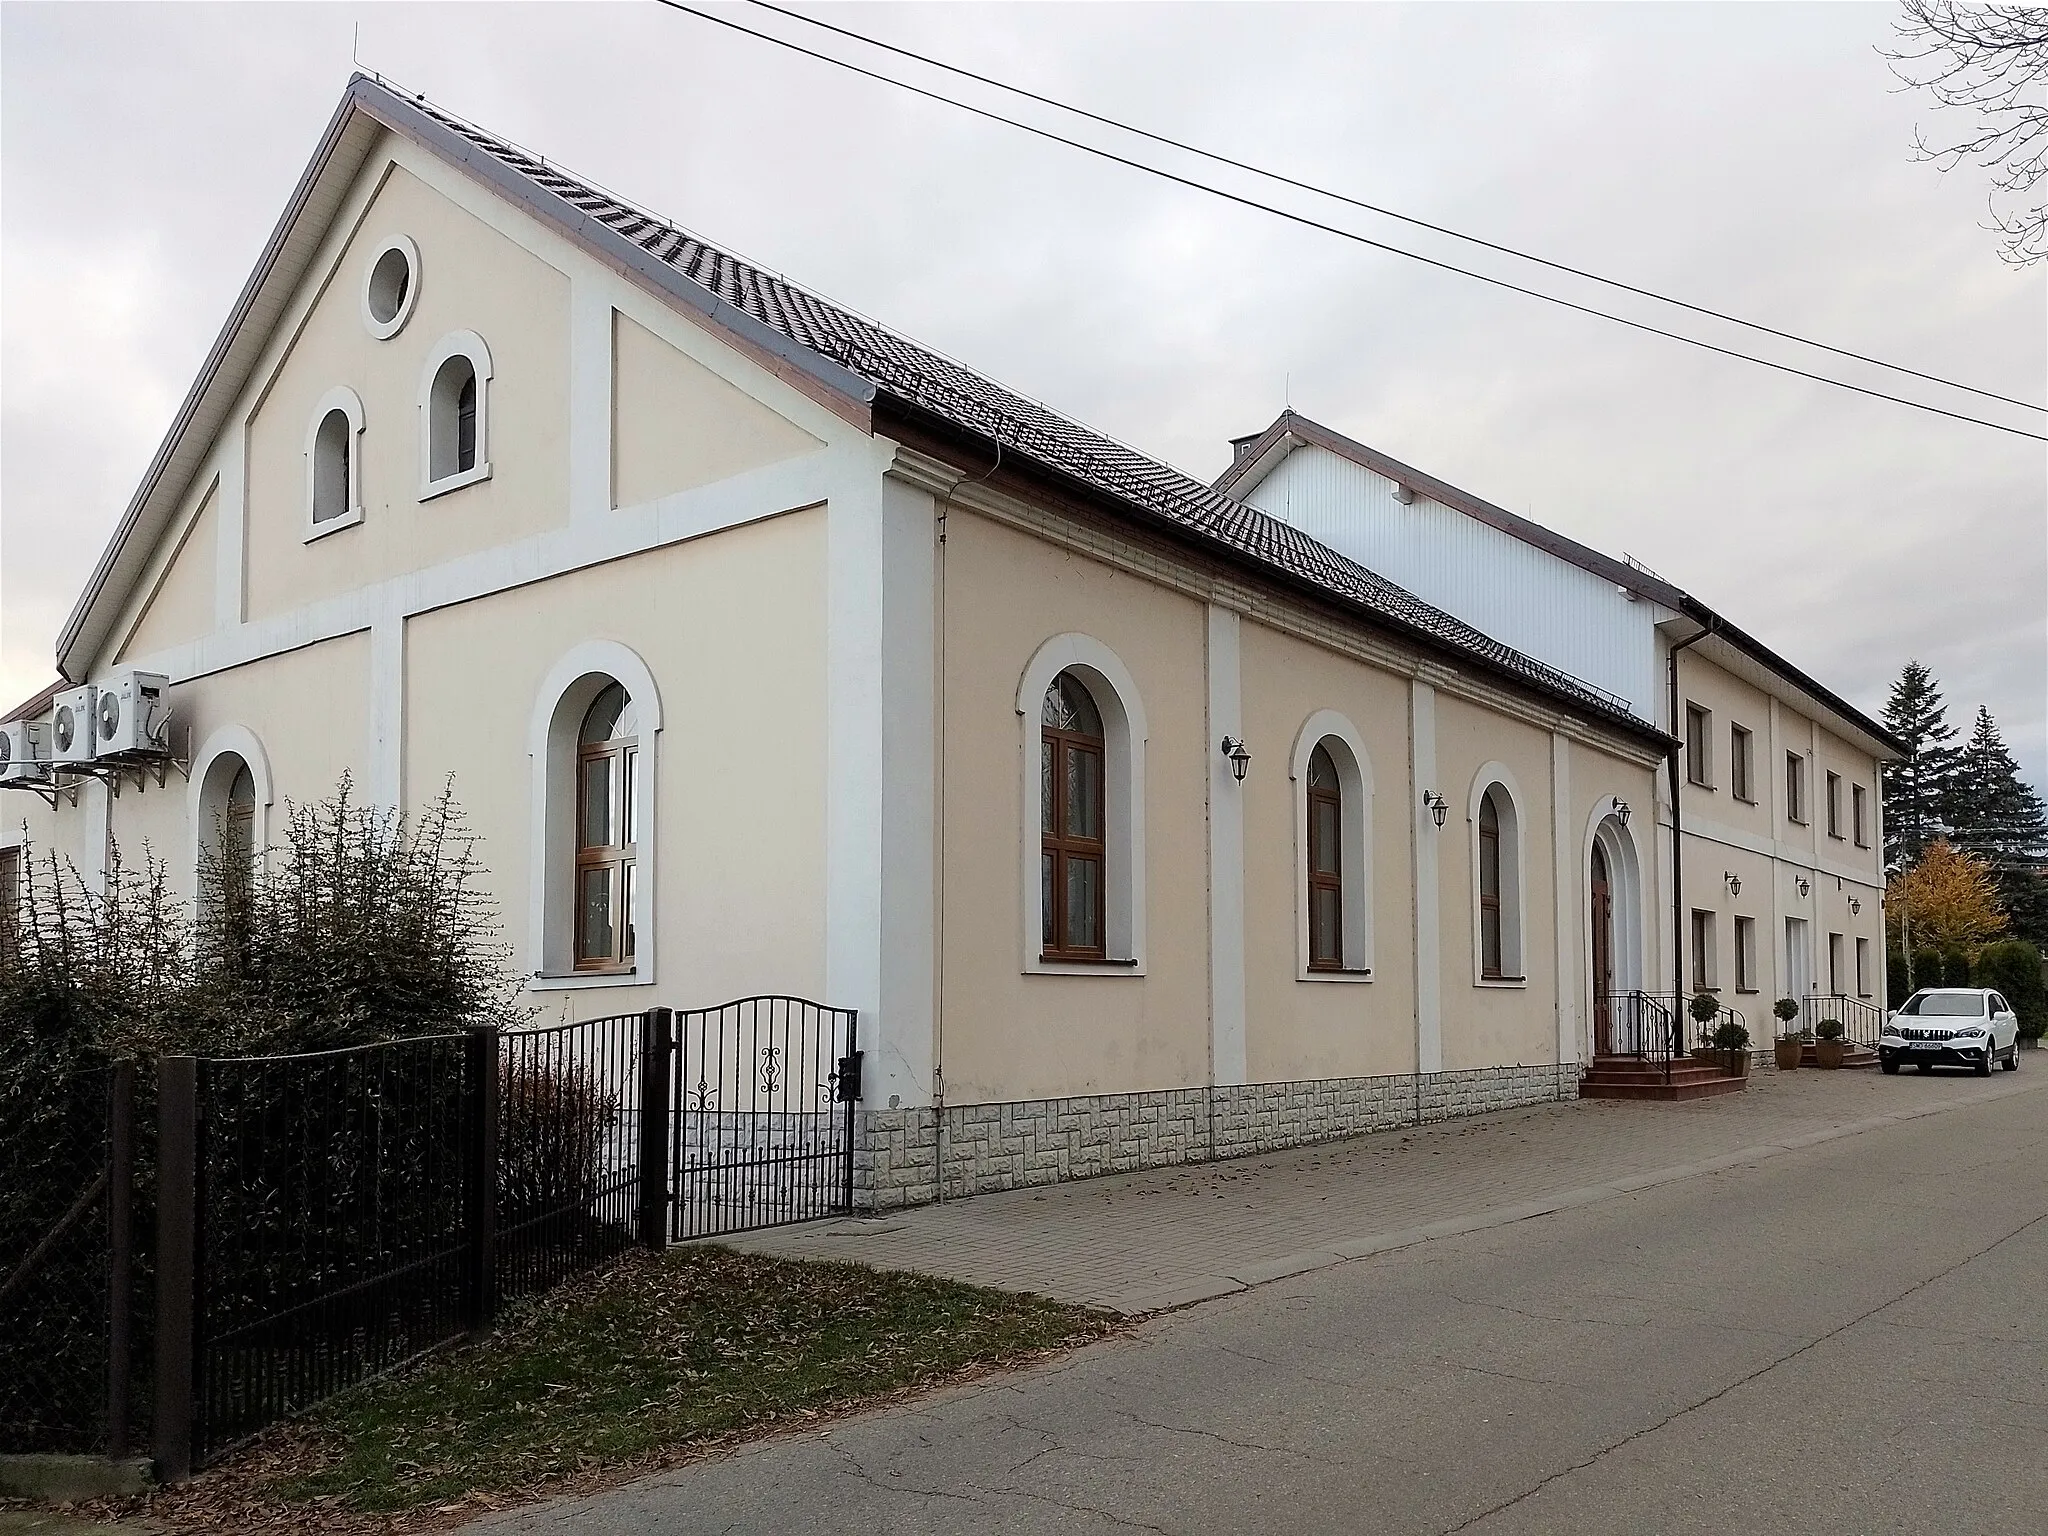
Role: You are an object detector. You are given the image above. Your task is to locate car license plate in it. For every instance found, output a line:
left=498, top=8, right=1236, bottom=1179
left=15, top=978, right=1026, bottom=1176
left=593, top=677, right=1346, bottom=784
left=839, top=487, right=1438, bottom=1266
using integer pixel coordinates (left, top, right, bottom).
left=1909, top=1041, right=1940, bottom=1050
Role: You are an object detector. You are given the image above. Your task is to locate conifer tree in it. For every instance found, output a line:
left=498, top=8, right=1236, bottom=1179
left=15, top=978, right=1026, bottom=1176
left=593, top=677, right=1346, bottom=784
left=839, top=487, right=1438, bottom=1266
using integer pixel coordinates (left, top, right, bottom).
left=1947, top=706, right=2048, bottom=946
left=1880, top=660, right=1959, bottom=871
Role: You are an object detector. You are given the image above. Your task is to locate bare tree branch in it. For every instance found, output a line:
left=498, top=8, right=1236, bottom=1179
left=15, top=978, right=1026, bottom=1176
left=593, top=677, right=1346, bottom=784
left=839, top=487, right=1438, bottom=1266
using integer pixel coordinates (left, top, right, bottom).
left=1884, top=1, right=2048, bottom=265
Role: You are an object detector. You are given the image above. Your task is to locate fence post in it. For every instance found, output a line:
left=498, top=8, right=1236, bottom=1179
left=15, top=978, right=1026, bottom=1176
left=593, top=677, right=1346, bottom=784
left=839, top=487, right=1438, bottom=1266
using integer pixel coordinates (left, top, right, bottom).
left=153, top=1056, right=198, bottom=1483
left=836, top=1012, right=862, bottom=1216
left=463, top=1027, right=499, bottom=1337
left=638, top=1008, right=674, bottom=1250
left=106, top=1061, right=135, bottom=1461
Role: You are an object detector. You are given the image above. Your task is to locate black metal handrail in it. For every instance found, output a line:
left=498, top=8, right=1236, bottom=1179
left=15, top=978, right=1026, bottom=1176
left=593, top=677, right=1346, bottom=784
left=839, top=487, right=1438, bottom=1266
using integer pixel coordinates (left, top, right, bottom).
left=1597, top=992, right=1751, bottom=1084
left=1804, top=993, right=1885, bottom=1048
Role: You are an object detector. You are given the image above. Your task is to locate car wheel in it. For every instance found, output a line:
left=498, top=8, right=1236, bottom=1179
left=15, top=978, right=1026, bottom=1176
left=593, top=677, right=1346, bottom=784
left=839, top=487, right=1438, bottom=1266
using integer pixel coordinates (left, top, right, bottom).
left=1881, top=1060, right=1900, bottom=1075
left=1976, top=1047, right=1994, bottom=1076
left=2003, top=1044, right=2020, bottom=1072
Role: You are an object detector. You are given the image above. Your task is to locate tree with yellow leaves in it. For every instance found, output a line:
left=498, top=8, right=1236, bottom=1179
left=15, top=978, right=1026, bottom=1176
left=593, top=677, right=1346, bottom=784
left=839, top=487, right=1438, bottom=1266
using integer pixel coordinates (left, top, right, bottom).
left=1886, top=840, right=2007, bottom=954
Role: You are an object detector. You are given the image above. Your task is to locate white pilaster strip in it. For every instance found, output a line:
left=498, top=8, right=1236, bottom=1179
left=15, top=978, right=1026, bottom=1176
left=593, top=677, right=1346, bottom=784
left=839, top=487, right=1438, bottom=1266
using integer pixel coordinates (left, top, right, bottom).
left=876, top=474, right=938, bottom=1112
left=1410, top=680, right=1441, bottom=1074
left=567, top=276, right=615, bottom=520
left=214, top=425, right=248, bottom=629
left=1550, top=731, right=1576, bottom=1064
left=1206, top=603, right=1247, bottom=1087
left=826, top=459, right=892, bottom=1099
left=369, top=613, right=405, bottom=811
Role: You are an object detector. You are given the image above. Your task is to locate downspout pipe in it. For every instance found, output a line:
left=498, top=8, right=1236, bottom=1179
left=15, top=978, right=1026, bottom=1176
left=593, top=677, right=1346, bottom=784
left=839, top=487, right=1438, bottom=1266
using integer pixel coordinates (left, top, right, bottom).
left=1667, top=620, right=1718, bottom=1006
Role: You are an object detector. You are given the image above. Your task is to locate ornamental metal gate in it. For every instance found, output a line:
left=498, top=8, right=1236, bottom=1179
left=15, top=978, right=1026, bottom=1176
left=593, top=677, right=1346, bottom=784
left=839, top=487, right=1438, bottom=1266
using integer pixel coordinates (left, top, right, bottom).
left=668, top=997, right=862, bottom=1240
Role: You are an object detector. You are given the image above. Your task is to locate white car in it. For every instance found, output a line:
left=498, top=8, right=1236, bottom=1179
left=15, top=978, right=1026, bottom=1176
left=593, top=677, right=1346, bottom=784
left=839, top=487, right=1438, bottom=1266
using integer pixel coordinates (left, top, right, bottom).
left=1878, top=989, right=2022, bottom=1076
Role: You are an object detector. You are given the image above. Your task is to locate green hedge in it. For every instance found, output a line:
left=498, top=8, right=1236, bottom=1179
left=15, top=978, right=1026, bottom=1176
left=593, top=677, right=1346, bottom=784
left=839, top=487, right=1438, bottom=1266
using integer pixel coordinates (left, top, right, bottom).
left=1974, top=941, right=2047, bottom=1041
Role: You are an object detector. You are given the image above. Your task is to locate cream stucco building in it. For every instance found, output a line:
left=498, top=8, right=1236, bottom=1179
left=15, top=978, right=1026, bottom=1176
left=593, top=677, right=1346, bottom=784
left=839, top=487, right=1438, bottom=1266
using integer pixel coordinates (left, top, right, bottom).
left=0, top=80, right=1894, bottom=1208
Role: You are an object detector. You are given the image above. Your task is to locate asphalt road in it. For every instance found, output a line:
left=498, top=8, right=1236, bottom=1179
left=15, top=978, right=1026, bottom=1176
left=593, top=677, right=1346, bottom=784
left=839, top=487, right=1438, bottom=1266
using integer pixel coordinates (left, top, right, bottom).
left=483, top=1074, right=2048, bottom=1535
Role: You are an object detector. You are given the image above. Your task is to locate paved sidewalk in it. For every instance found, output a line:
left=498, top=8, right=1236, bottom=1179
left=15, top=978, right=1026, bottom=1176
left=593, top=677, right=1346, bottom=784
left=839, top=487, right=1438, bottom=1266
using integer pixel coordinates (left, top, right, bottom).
left=724, top=1065, right=2048, bottom=1312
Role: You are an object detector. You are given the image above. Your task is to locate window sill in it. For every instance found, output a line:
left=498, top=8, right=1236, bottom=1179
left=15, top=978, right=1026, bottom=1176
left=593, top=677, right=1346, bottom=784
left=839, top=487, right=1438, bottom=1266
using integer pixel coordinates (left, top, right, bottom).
left=1028, top=956, right=1143, bottom=977
left=1475, top=975, right=1528, bottom=989
left=1735, top=986, right=1760, bottom=995
left=1686, top=778, right=1714, bottom=792
left=1301, top=967, right=1374, bottom=984
left=529, top=969, right=649, bottom=992
left=304, top=505, right=364, bottom=543
left=420, top=461, right=493, bottom=502
left=1732, top=794, right=1757, bottom=806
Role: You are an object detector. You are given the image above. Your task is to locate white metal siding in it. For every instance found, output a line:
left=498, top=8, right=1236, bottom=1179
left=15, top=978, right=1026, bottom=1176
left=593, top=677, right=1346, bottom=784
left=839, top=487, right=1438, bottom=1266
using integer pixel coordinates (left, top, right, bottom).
left=1247, top=447, right=1660, bottom=719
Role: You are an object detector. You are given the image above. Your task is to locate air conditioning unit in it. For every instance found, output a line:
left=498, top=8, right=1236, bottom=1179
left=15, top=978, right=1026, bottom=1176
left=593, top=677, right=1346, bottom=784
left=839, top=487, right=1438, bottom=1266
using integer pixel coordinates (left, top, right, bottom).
left=49, top=687, right=98, bottom=766
left=0, top=718, right=50, bottom=788
left=93, top=669, right=170, bottom=757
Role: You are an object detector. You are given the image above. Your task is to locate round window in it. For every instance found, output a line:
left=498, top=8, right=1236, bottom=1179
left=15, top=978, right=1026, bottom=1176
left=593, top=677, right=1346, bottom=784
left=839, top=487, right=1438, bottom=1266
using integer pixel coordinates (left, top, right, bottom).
left=361, top=236, right=420, bottom=339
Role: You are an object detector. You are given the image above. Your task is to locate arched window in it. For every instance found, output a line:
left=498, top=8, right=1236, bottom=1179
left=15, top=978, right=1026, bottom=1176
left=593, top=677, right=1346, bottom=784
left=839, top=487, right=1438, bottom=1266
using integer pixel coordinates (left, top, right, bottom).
left=303, top=386, right=364, bottom=539
left=1478, top=792, right=1504, bottom=977
left=312, top=409, right=352, bottom=523
left=1291, top=713, right=1373, bottom=980
left=419, top=331, right=493, bottom=499
left=1307, top=744, right=1344, bottom=970
left=1470, top=772, right=1526, bottom=984
left=1040, top=671, right=1105, bottom=959
left=574, top=683, right=639, bottom=972
left=223, top=761, right=257, bottom=861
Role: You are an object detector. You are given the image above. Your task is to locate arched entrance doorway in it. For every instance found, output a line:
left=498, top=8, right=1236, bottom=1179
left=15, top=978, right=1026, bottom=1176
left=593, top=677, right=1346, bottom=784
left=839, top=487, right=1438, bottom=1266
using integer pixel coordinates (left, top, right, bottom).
left=1588, top=810, right=1643, bottom=1056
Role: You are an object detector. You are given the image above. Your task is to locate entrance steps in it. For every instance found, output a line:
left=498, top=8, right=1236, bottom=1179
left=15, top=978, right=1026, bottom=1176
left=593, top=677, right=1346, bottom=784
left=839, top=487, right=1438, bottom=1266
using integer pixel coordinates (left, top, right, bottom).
left=1800, top=1042, right=1879, bottom=1069
left=1578, top=1053, right=1748, bottom=1102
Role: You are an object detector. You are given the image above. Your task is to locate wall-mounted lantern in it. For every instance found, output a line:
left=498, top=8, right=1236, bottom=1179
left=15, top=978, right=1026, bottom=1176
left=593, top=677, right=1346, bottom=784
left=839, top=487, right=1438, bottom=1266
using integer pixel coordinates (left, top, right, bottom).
left=1796, top=877, right=1811, bottom=898
left=1725, top=871, right=1742, bottom=896
left=1219, top=736, right=1251, bottom=782
left=1849, top=896, right=1862, bottom=915
left=1422, top=789, right=1449, bottom=828
left=1612, top=799, right=1631, bottom=826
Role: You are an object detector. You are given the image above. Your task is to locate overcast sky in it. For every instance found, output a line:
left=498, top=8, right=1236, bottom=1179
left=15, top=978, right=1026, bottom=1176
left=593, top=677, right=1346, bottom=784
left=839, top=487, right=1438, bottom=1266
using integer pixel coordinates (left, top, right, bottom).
left=3, top=2, right=2043, bottom=788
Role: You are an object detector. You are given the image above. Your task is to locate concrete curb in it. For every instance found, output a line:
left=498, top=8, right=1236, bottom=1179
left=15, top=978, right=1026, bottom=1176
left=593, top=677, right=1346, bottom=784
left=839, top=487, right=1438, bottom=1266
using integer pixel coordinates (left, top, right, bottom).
left=0, top=1454, right=154, bottom=1501
left=1109, top=1076, right=2044, bottom=1315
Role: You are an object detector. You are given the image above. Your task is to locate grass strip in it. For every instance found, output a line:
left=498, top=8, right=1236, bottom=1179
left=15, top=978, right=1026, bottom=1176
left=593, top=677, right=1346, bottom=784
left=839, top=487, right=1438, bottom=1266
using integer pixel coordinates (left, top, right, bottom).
left=115, top=1245, right=1116, bottom=1529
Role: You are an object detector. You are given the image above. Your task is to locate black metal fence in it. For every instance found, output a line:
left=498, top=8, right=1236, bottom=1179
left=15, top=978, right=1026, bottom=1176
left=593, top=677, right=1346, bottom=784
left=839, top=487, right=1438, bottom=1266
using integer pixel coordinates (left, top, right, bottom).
left=1595, top=992, right=1752, bottom=1082
left=0, top=1060, right=142, bottom=1457
left=127, top=999, right=857, bottom=1476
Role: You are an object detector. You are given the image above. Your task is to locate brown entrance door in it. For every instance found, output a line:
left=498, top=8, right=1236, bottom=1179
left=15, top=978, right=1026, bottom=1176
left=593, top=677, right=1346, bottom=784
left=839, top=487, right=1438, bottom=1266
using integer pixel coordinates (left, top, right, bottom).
left=1591, top=842, right=1615, bottom=1054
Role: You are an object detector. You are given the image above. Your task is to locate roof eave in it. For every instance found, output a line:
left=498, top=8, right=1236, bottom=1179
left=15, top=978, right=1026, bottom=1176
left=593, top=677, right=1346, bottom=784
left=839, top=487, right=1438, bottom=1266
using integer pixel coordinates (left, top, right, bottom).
left=880, top=395, right=1673, bottom=755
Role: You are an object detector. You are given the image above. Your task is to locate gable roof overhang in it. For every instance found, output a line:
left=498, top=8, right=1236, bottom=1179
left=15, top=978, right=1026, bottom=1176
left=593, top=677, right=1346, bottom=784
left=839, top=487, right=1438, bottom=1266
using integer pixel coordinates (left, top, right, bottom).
left=1219, top=411, right=1903, bottom=762
left=54, top=75, right=877, bottom=683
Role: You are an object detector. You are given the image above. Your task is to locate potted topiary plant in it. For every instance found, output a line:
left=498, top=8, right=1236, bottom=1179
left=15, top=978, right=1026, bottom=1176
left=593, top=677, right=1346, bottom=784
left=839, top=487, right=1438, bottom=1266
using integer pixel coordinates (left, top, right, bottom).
left=1773, top=997, right=1803, bottom=1070
left=1689, top=991, right=1722, bottom=1057
left=1712, top=1017, right=1752, bottom=1077
left=1815, top=1017, right=1847, bottom=1070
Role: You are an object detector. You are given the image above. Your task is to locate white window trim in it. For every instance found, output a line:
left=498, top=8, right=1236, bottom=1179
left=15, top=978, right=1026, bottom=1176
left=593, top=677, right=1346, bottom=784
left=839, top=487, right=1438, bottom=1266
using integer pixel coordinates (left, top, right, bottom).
left=1016, top=633, right=1147, bottom=976
left=1467, top=762, right=1528, bottom=988
left=187, top=724, right=275, bottom=905
left=526, top=641, right=662, bottom=991
left=1290, top=710, right=1374, bottom=982
left=418, top=329, right=494, bottom=501
left=303, top=385, right=366, bottom=541
left=360, top=233, right=421, bottom=340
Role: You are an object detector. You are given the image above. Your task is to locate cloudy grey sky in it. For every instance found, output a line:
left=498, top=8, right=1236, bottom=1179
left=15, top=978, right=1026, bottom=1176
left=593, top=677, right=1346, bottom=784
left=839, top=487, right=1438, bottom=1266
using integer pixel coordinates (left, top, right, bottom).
left=3, top=2, right=2043, bottom=786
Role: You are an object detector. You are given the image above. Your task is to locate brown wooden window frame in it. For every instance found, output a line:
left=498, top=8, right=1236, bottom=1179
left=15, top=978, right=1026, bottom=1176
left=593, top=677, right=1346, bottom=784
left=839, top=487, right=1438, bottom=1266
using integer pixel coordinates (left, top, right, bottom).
left=1852, top=783, right=1869, bottom=848
left=1825, top=771, right=1843, bottom=839
left=573, top=695, right=638, bottom=975
left=1479, top=793, right=1505, bottom=979
left=1785, top=752, right=1807, bottom=825
left=1730, top=724, right=1753, bottom=803
left=1734, top=914, right=1758, bottom=993
left=1306, top=744, right=1344, bottom=971
left=1685, top=703, right=1713, bottom=788
left=1041, top=675, right=1108, bottom=962
left=1691, top=908, right=1717, bottom=992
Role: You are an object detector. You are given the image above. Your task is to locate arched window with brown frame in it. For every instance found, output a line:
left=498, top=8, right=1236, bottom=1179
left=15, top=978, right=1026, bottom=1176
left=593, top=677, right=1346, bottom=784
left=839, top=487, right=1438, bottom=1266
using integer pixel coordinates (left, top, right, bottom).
left=574, top=683, right=639, bottom=972
left=1478, top=790, right=1505, bottom=979
left=1307, top=743, right=1344, bottom=969
left=1041, top=671, right=1106, bottom=959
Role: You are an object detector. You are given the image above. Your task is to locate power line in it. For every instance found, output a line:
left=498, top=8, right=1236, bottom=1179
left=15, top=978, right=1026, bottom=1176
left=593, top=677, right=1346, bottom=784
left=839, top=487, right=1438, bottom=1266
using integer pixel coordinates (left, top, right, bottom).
left=748, top=0, right=2044, bottom=418
left=650, top=0, right=2047, bottom=444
